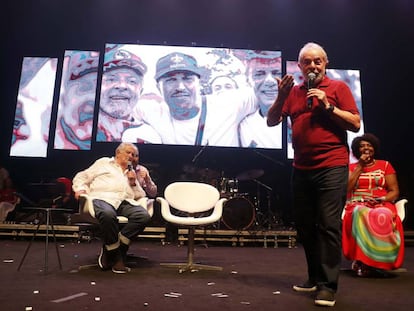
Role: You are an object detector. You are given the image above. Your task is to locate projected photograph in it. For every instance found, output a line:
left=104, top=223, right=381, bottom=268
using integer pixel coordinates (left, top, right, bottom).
left=54, top=50, right=100, bottom=151
left=10, top=57, right=58, bottom=158
left=285, top=61, right=365, bottom=162
left=97, top=43, right=283, bottom=149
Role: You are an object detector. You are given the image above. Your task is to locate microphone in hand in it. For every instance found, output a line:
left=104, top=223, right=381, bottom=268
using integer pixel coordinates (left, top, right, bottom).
left=307, top=72, right=316, bottom=109
left=127, top=161, right=136, bottom=186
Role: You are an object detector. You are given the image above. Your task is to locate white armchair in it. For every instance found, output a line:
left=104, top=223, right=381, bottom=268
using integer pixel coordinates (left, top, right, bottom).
left=157, top=182, right=227, bottom=273
left=395, top=199, right=407, bottom=221
left=0, top=190, right=20, bottom=223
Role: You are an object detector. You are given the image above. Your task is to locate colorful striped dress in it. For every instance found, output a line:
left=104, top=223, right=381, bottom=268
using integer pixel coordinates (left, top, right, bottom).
left=342, top=160, right=404, bottom=270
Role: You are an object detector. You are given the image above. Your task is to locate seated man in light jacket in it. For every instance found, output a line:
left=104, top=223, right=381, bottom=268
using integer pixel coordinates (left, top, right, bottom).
left=72, top=142, right=151, bottom=273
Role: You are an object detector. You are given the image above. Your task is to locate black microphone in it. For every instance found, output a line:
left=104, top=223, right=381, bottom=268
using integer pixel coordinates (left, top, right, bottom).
left=127, top=161, right=136, bottom=186
left=307, top=72, right=316, bottom=109
left=127, top=161, right=133, bottom=171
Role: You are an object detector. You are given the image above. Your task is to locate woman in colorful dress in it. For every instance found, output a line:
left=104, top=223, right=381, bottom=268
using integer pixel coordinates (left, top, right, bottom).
left=342, top=133, right=404, bottom=276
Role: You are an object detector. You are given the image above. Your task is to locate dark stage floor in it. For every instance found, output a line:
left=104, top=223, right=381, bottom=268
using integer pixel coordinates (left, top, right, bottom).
left=0, top=238, right=413, bottom=311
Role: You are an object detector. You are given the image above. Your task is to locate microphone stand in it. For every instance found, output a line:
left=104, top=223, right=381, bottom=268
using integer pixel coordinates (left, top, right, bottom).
left=253, top=179, right=276, bottom=230
left=253, top=150, right=285, bottom=167
left=191, top=142, right=209, bottom=164
left=251, top=150, right=284, bottom=229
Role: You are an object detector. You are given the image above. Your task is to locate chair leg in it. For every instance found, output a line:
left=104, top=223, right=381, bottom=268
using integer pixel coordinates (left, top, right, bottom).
left=187, top=227, right=195, bottom=267
left=160, top=227, right=222, bottom=273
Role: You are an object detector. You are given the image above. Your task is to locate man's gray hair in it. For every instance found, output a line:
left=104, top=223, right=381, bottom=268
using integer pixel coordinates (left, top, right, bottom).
left=298, top=42, right=329, bottom=63
left=115, top=142, right=138, bottom=155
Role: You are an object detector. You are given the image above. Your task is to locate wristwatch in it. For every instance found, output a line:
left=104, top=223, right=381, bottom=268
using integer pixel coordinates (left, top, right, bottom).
left=326, top=103, right=335, bottom=113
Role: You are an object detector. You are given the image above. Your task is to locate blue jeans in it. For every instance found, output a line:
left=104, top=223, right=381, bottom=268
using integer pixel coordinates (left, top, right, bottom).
left=92, top=199, right=151, bottom=247
left=292, top=166, right=348, bottom=292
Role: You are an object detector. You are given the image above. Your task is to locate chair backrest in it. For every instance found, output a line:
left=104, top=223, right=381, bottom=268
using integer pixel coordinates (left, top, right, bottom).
left=395, top=199, right=407, bottom=221
left=164, top=182, right=220, bottom=213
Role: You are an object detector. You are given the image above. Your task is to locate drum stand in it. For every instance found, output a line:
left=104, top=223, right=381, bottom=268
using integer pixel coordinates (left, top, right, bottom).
left=253, top=179, right=278, bottom=230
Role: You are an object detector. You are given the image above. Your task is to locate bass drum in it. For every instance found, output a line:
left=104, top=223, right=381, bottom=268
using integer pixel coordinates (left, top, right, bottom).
left=222, top=197, right=255, bottom=230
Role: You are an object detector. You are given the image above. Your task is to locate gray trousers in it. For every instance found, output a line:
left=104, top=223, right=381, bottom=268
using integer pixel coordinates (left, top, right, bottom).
left=92, top=199, right=151, bottom=247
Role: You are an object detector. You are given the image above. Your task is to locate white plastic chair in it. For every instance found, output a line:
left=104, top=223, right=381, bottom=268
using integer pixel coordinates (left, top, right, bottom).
left=395, top=199, right=407, bottom=221
left=157, top=182, right=227, bottom=273
left=0, top=200, right=19, bottom=223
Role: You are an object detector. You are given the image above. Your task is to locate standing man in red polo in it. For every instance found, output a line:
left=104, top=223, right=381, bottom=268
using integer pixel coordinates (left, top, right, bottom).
left=267, top=42, right=360, bottom=307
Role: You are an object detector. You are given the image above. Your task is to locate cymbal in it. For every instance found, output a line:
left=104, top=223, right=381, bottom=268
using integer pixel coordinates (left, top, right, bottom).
left=182, top=164, right=197, bottom=173
left=142, top=162, right=160, bottom=168
left=236, top=169, right=264, bottom=181
left=197, top=168, right=220, bottom=180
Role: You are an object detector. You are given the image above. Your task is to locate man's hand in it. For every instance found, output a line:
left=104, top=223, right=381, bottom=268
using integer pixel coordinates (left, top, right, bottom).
left=127, top=170, right=137, bottom=186
left=308, top=88, right=328, bottom=107
left=276, top=74, right=294, bottom=101
left=137, top=166, right=149, bottom=180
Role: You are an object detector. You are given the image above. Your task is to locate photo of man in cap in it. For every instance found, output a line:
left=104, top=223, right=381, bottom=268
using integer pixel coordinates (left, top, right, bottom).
left=97, top=45, right=161, bottom=143
left=132, top=51, right=256, bottom=147
left=54, top=50, right=100, bottom=150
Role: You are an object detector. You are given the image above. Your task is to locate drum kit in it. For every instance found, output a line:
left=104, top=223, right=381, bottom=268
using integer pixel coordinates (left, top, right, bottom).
left=183, top=164, right=278, bottom=231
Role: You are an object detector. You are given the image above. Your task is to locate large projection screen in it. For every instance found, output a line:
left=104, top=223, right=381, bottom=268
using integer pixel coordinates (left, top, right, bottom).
left=97, top=43, right=283, bottom=149
left=9, top=45, right=366, bottom=156
left=10, top=57, right=58, bottom=157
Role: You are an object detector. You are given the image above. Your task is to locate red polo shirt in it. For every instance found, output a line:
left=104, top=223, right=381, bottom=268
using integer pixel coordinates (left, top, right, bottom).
left=283, top=76, right=359, bottom=170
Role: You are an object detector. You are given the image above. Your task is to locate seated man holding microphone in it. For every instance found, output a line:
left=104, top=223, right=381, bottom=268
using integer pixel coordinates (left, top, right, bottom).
left=72, top=142, right=153, bottom=273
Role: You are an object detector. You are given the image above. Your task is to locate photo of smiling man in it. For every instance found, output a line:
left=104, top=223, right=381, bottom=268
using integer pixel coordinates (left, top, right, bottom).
left=97, top=45, right=161, bottom=143
left=238, top=51, right=283, bottom=148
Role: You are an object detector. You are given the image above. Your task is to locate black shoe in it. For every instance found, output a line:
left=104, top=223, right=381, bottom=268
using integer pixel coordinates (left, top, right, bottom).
left=98, top=246, right=111, bottom=270
left=351, top=260, right=361, bottom=272
left=293, top=280, right=317, bottom=292
left=357, top=263, right=373, bottom=277
left=314, top=289, right=336, bottom=307
left=111, top=258, right=131, bottom=274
